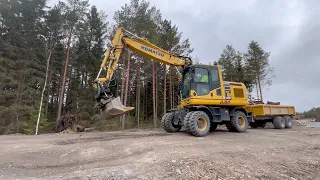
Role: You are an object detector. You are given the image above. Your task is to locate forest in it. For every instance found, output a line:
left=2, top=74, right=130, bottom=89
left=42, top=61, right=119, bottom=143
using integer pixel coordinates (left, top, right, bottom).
left=0, top=0, right=276, bottom=135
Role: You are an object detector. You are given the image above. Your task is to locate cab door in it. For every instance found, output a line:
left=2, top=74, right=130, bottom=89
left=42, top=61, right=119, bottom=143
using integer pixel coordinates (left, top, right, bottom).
left=209, top=66, right=224, bottom=99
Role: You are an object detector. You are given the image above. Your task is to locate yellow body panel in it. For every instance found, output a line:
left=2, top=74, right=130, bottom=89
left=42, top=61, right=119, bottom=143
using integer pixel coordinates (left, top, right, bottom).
left=180, top=81, right=248, bottom=107
left=244, top=104, right=296, bottom=117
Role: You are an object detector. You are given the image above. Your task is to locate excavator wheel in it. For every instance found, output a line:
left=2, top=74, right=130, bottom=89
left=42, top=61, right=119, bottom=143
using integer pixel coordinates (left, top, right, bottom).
left=230, top=111, right=249, bottom=133
left=226, top=122, right=236, bottom=132
left=161, top=112, right=181, bottom=132
left=183, top=112, right=193, bottom=133
left=184, top=111, right=210, bottom=137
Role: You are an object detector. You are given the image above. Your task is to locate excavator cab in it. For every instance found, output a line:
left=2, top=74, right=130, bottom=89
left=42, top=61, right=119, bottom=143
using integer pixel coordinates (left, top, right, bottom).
left=179, top=64, right=248, bottom=108
left=181, top=65, right=221, bottom=101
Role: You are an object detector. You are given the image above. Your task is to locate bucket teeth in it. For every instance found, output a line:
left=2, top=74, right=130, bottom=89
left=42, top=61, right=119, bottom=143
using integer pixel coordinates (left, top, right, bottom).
left=100, top=96, right=135, bottom=119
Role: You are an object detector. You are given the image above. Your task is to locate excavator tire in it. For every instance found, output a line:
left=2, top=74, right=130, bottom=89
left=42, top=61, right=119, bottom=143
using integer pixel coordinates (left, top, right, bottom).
left=283, top=115, right=292, bottom=129
left=162, top=112, right=181, bottom=132
left=230, top=111, right=249, bottom=133
left=210, top=122, right=218, bottom=131
left=226, top=122, right=236, bottom=132
left=183, top=111, right=193, bottom=133
left=185, top=111, right=210, bottom=137
left=273, top=116, right=285, bottom=129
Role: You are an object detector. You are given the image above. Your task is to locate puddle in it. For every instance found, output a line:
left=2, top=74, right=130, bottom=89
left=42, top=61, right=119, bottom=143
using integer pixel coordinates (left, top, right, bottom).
left=307, top=122, right=320, bottom=128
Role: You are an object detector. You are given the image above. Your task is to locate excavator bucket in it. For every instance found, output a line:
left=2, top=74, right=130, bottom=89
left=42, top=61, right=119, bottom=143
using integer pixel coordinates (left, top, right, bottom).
left=100, top=96, right=134, bottom=119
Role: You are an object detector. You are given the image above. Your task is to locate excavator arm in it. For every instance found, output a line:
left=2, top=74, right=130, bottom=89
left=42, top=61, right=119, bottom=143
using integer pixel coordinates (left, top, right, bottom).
left=93, top=27, right=192, bottom=119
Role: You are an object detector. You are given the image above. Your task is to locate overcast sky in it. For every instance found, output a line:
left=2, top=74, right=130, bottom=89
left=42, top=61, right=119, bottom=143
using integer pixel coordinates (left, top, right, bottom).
left=50, top=0, right=320, bottom=112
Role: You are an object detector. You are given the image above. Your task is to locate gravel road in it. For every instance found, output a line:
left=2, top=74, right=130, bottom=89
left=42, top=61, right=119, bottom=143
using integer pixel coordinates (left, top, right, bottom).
left=0, top=122, right=319, bottom=180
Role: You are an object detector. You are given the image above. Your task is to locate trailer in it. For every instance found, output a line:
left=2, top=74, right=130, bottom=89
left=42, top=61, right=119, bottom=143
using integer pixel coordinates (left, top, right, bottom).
left=244, top=104, right=296, bottom=129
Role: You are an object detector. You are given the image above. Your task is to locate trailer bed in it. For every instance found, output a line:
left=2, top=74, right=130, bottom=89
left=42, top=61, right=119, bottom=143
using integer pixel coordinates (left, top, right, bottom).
left=245, top=104, right=296, bottom=119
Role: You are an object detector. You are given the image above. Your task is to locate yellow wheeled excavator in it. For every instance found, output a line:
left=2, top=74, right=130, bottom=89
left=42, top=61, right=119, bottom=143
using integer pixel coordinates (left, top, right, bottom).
left=93, top=27, right=253, bottom=137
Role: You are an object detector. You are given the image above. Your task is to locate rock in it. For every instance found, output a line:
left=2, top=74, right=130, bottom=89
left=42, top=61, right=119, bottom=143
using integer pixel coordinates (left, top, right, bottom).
left=176, top=168, right=182, bottom=174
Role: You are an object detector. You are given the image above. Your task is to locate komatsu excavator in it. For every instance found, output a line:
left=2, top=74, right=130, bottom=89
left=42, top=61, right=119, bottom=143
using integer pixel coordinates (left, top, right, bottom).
left=93, top=27, right=254, bottom=137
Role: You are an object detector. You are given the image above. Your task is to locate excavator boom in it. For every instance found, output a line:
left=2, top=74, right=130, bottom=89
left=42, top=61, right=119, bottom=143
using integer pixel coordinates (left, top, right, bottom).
left=94, top=27, right=191, bottom=119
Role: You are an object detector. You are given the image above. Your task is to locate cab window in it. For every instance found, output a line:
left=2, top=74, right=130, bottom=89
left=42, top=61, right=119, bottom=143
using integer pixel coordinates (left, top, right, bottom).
left=194, top=68, right=210, bottom=96
left=182, top=68, right=192, bottom=99
left=211, top=69, right=219, bottom=82
left=194, top=68, right=209, bottom=83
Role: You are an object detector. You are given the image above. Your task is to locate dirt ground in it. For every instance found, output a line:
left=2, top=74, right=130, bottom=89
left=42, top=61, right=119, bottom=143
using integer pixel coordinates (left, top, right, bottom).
left=0, top=121, right=319, bottom=180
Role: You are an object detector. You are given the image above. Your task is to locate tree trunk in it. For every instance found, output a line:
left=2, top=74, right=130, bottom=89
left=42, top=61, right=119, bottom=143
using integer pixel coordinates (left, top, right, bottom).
left=258, top=75, right=263, bottom=103
left=35, top=50, right=53, bottom=135
left=122, top=51, right=131, bottom=130
left=56, top=36, right=71, bottom=132
left=45, top=54, right=54, bottom=119
left=256, top=83, right=259, bottom=101
left=163, top=64, right=166, bottom=115
left=145, top=80, right=147, bottom=121
left=16, top=63, right=27, bottom=133
left=116, top=64, right=120, bottom=97
left=119, top=54, right=126, bottom=127
left=136, top=60, right=141, bottom=128
left=120, top=56, right=126, bottom=104
left=155, top=63, right=158, bottom=124
left=173, top=76, right=175, bottom=107
left=169, top=66, right=173, bottom=109
left=153, top=61, right=156, bottom=128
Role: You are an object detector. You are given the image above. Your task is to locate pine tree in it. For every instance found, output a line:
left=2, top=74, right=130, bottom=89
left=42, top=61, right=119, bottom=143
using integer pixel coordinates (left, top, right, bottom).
left=0, top=0, right=48, bottom=134
left=55, top=0, right=90, bottom=131
left=113, top=0, right=162, bottom=128
left=218, top=45, right=237, bottom=81
left=244, top=41, right=274, bottom=102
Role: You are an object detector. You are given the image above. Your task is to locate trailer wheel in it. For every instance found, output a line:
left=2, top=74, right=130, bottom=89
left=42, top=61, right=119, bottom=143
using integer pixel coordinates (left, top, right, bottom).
left=210, top=122, right=218, bottom=131
left=283, top=116, right=292, bottom=129
left=162, top=112, right=181, bottom=132
left=273, top=116, right=285, bottom=129
left=185, top=111, right=210, bottom=137
left=230, top=111, right=248, bottom=133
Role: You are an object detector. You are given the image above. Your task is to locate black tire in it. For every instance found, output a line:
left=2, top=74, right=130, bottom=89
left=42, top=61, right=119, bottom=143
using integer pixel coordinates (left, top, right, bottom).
left=230, top=111, right=249, bottom=133
left=183, top=111, right=193, bottom=133
left=161, top=112, right=181, bottom=132
left=185, top=111, right=211, bottom=137
left=210, top=122, right=218, bottom=131
left=249, top=122, right=259, bottom=129
left=273, top=116, right=285, bottom=129
left=283, top=116, right=292, bottom=129
left=226, top=122, right=236, bottom=132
